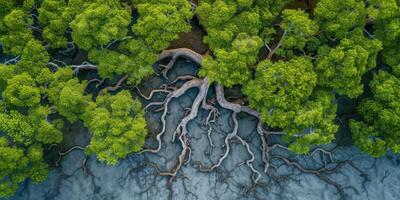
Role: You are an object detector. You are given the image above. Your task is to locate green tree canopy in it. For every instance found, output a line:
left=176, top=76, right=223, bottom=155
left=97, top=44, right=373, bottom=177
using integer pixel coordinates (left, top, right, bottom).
left=88, top=0, right=193, bottom=84
left=0, top=109, right=62, bottom=146
left=0, top=138, right=48, bottom=198
left=0, top=111, right=36, bottom=145
left=316, top=30, right=382, bottom=98
left=88, top=49, right=155, bottom=85
left=199, top=33, right=263, bottom=87
left=367, top=0, right=400, bottom=66
left=82, top=91, right=147, bottom=165
left=2, top=73, right=41, bottom=107
left=350, top=70, right=400, bottom=157
left=243, top=57, right=338, bottom=153
left=286, top=90, right=338, bottom=153
left=277, top=9, right=319, bottom=58
left=16, top=39, right=50, bottom=76
left=0, top=9, right=34, bottom=55
left=196, top=0, right=292, bottom=49
left=132, top=0, right=193, bottom=50
left=38, top=0, right=90, bottom=48
left=0, top=0, right=16, bottom=19
left=45, top=68, right=90, bottom=123
left=0, top=101, right=62, bottom=198
left=0, top=64, right=15, bottom=91
left=314, top=0, right=366, bottom=39
left=70, top=0, right=131, bottom=50
left=196, top=0, right=293, bottom=86
left=243, top=57, right=317, bottom=128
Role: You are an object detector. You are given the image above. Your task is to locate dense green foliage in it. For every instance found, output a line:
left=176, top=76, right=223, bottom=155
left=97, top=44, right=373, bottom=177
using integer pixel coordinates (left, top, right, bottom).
left=89, top=0, right=193, bottom=84
left=70, top=0, right=131, bottom=50
left=0, top=108, right=63, bottom=146
left=0, top=138, right=48, bottom=197
left=197, top=0, right=292, bottom=86
left=0, top=9, right=34, bottom=55
left=243, top=57, right=338, bottom=153
left=350, top=69, right=400, bottom=157
left=38, top=0, right=90, bottom=48
left=316, top=30, right=382, bottom=97
left=244, top=57, right=318, bottom=129
left=198, top=0, right=395, bottom=155
left=82, top=91, right=147, bottom=165
left=3, top=73, right=41, bottom=107
left=16, top=39, right=50, bottom=76
left=199, top=33, right=263, bottom=87
left=367, top=0, right=400, bottom=67
left=314, top=0, right=366, bottom=39
left=277, top=9, right=318, bottom=58
left=1, top=0, right=400, bottom=197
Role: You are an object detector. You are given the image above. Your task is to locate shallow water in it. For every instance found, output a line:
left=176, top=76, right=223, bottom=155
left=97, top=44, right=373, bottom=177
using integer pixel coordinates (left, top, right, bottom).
left=2, top=58, right=400, bottom=200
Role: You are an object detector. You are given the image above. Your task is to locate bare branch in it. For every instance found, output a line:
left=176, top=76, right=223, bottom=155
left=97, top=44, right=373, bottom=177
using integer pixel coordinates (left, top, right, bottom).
left=267, top=30, right=287, bottom=59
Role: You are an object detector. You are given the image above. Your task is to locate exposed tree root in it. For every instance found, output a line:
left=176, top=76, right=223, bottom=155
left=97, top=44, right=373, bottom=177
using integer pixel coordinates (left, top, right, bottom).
left=47, top=62, right=60, bottom=71
left=198, top=112, right=239, bottom=172
left=158, top=48, right=203, bottom=79
left=136, top=48, right=366, bottom=199
left=70, top=62, right=98, bottom=74
left=204, top=103, right=219, bottom=155
left=141, top=77, right=206, bottom=154
left=52, top=59, right=68, bottom=67
left=98, top=74, right=129, bottom=96
left=87, top=78, right=106, bottom=89
left=140, top=48, right=272, bottom=197
left=273, top=154, right=346, bottom=199
left=267, top=30, right=287, bottom=59
left=135, top=85, right=173, bottom=101
left=54, top=145, right=87, bottom=167
left=188, top=0, right=197, bottom=10
left=157, top=78, right=210, bottom=186
left=59, top=42, right=76, bottom=56
left=82, top=156, right=90, bottom=176
left=105, top=36, right=132, bottom=49
left=4, top=56, right=20, bottom=64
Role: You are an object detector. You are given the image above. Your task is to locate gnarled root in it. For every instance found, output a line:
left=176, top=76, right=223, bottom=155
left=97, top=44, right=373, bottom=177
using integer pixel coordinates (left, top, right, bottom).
left=4, top=56, right=20, bottom=64
left=98, top=74, right=128, bottom=96
left=159, top=77, right=209, bottom=183
left=59, top=42, right=76, bottom=56
left=139, top=48, right=361, bottom=198
left=54, top=145, right=87, bottom=167
left=135, top=84, right=173, bottom=101
left=141, top=77, right=207, bottom=154
left=143, top=48, right=274, bottom=196
left=158, top=48, right=204, bottom=79
left=266, top=30, right=287, bottom=59
left=197, top=86, right=263, bottom=190
left=70, top=61, right=98, bottom=74
left=199, top=112, right=238, bottom=172
left=87, top=78, right=106, bottom=88
left=143, top=77, right=266, bottom=195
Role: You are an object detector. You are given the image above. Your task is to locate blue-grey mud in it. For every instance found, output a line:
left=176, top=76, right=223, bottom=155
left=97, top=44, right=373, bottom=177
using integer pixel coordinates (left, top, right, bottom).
left=2, top=53, right=400, bottom=200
